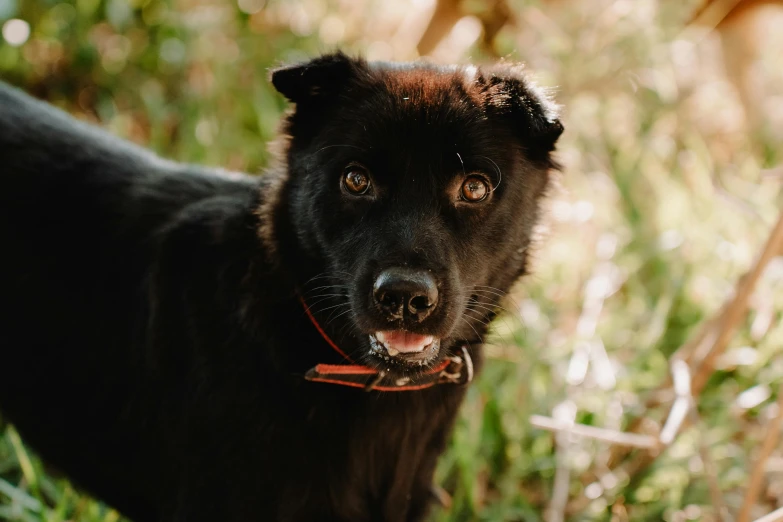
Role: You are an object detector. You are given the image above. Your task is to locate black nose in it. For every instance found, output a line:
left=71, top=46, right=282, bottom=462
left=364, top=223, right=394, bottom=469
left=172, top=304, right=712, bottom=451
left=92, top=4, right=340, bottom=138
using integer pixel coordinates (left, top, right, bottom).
left=373, top=267, right=438, bottom=322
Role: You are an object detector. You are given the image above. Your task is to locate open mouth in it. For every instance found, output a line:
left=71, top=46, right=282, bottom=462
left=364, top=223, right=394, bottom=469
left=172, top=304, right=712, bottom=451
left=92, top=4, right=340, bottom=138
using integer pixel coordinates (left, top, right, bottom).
left=369, top=331, right=441, bottom=365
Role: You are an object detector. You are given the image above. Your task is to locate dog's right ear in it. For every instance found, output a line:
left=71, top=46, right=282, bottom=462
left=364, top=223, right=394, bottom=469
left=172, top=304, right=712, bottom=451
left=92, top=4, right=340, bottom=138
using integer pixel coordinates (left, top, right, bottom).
left=270, top=52, right=361, bottom=104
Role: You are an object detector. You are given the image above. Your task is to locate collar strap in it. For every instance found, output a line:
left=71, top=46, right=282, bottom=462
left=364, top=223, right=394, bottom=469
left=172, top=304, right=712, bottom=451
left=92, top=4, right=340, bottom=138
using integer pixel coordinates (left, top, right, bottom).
left=299, top=295, right=474, bottom=392
left=300, top=295, right=354, bottom=362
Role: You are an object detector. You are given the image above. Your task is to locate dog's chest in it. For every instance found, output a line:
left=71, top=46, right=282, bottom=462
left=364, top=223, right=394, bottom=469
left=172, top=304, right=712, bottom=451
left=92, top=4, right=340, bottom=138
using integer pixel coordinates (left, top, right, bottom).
left=278, top=385, right=466, bottom=521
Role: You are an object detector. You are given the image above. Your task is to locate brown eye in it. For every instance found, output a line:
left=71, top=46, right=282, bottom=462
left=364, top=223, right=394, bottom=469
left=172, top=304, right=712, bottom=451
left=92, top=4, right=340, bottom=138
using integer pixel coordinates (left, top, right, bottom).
left=460, top=176, right=490, bottom=202
left=343, top=166, right=372, bottom=195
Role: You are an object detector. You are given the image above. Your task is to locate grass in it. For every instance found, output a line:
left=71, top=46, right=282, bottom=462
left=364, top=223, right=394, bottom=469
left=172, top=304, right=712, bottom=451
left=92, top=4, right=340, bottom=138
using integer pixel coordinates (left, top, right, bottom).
left=2, top=0, right=783, bottom=520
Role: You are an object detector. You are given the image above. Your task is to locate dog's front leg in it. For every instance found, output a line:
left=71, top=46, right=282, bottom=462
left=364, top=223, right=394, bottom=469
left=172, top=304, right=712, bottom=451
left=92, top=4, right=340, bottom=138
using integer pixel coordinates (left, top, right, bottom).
left=404, top=420, right=455, bottom=522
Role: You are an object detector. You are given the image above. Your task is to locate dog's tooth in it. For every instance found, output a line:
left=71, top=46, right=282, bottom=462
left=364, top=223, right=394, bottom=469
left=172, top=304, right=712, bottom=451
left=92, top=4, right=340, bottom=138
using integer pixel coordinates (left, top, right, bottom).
left=386, top=347, right=399, bottom=357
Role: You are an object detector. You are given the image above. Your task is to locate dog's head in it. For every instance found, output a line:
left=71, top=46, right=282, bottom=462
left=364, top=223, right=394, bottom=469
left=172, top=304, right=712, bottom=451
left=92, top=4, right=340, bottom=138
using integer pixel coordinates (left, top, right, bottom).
left=264, top=52, right=562, bottom=372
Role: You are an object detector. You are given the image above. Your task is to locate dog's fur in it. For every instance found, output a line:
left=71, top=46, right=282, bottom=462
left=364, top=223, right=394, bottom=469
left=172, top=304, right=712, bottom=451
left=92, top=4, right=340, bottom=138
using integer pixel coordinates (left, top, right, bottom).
left=0, top=53, right=562, bottom=521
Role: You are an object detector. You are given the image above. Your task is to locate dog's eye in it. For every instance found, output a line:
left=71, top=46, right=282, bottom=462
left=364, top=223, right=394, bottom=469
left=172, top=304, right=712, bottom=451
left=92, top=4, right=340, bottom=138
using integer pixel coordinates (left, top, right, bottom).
left=342, top=166, right=372, bottom=195
left=460, top=176, right=490, bottom=202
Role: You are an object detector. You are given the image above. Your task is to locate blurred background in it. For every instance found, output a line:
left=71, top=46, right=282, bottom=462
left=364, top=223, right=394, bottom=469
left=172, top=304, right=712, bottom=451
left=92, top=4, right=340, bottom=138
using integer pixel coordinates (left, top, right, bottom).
left=1, top=0, right=782, bottom=520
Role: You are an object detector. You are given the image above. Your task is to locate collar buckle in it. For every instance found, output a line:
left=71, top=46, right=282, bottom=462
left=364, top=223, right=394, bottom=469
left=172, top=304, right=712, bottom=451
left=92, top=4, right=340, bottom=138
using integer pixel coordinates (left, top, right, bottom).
left=437, top=346, right=474, bottom=386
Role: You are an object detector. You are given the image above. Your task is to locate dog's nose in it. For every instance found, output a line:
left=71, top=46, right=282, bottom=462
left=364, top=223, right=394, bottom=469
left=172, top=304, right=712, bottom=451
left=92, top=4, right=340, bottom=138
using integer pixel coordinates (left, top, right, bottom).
left=373, top=267, right=438, bottom=322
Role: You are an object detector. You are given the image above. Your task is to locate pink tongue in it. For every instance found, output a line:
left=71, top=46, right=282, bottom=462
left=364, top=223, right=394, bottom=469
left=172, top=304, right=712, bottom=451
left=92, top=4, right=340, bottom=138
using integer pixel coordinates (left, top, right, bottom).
left=377, top=331, right=434, bottom=353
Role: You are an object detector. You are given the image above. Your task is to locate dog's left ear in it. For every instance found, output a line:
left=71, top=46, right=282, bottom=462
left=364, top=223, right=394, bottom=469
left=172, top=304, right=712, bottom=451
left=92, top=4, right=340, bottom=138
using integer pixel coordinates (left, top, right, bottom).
left=270, top=52, right=362, bottom=105
left=482, top=68, right=564, bottom=153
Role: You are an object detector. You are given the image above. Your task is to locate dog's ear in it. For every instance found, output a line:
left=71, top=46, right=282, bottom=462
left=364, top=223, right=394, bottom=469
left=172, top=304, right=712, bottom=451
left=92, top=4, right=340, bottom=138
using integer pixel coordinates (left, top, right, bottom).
left=270, top=52, right=361, bottom=104
left=481, top=67, right=564, bottom=153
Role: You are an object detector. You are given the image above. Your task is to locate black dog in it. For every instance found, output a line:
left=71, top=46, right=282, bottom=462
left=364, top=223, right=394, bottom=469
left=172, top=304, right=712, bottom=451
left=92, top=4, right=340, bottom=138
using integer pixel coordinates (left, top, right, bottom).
left=0, top=52, right=562, bottom=521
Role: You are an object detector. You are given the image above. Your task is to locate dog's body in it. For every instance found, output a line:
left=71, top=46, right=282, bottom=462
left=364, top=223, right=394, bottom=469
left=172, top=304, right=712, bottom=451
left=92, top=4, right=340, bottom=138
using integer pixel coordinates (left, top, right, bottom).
left=0, top=53, right=562, bottom=521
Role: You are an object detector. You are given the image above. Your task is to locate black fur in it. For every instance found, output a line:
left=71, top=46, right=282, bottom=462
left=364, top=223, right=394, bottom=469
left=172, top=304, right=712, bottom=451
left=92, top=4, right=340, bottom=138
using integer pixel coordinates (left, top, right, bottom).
left=0, top=53, right=562, bottom=521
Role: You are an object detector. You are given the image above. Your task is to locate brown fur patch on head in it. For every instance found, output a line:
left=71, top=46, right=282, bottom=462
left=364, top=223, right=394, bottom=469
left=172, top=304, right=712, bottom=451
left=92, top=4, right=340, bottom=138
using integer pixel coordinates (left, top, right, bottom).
left=254, top=133, right=291, bottom=267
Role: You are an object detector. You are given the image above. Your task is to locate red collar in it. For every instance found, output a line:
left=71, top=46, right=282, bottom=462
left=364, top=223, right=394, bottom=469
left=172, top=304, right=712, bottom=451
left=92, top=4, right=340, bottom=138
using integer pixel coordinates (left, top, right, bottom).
left=299, top=296, right=473, bottom=392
